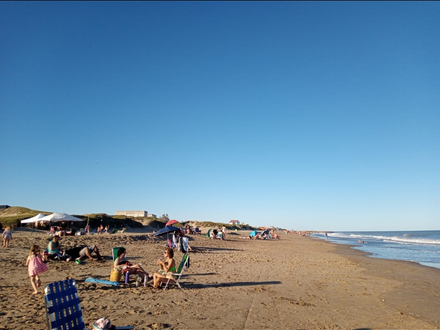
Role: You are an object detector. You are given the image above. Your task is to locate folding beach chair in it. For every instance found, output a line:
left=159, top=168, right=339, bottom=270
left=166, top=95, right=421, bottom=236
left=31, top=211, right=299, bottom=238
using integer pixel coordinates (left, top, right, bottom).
left=112, top=247, right=124, bottom=261
left=45, top=279, right=134, bottom=330
left=161, top=253, right=190, bottom=290
left=45, top=279, right=85, bottom=330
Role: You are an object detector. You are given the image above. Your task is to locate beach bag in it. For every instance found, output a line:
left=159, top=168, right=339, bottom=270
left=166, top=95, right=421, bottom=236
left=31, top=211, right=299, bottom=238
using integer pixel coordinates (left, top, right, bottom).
left=110, top=270, right=121, bottom=282
left=93, top=318, right=115, bottom=330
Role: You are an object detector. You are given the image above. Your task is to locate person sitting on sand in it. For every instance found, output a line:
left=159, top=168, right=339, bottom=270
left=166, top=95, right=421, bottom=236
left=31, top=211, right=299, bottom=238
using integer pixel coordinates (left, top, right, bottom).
left=249, top=230, right=258, bottom=239
left=114, top=247, right=149, bottom=278
left=211, top=229, right=219, bottom=239
left=47, top=235, right=71, bottom=261
left=152, top=247, right=176, bottom=288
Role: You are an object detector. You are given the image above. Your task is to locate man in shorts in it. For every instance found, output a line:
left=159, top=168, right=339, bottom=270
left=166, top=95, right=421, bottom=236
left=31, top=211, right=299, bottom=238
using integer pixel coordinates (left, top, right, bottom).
left=76, top=245, right=104, bottom=262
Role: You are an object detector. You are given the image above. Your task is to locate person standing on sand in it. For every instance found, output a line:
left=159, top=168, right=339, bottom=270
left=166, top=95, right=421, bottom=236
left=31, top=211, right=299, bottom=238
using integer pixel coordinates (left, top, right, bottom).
left=2, top=226, right=12, bottom=247
left=26, top=245, right=48, bottom=294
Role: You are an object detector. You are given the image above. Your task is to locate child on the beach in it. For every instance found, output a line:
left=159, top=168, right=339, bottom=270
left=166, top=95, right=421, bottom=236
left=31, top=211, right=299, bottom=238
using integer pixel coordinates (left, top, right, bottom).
left=26, top=245, right=48, bottom=294
left=2, top=226, right=12, bottom=247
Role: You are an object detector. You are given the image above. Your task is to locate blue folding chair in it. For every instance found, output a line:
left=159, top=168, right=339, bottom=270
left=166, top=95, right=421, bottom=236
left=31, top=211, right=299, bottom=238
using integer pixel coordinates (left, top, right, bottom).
left=45, top=279, right=134, bottom=330
left=45, top=279, right=85, bottom=330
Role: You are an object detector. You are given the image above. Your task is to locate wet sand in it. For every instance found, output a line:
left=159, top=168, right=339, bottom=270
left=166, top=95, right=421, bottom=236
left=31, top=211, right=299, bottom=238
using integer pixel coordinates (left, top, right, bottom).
left=0, top=229, right=439, bottom=329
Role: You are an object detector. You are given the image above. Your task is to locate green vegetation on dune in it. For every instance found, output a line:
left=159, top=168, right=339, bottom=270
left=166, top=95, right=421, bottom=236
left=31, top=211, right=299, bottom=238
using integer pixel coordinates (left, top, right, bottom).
left=69, top=213, right=144, bottom=229
left=0, top=207, right=144, bottom=229
left=0, top=206, right=50, bottom=227
left=181, top=220, right=256, bottom=230
left=0, top=206, right=258, bottom=230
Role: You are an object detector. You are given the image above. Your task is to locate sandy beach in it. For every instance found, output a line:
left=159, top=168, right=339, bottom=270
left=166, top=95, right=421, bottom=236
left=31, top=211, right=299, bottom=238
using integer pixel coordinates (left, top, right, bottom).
left=0, top=229, right=439, bottom=330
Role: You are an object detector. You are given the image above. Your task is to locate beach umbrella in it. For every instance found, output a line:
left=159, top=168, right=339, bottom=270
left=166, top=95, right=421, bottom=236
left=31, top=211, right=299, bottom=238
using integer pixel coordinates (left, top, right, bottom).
left=21, top=213, right=48, bottom=223
left=39, top=212, right=83, bottom=222
left=154, top=226, right=180, bottom=236
left=166, top=219, right=179, bottom=226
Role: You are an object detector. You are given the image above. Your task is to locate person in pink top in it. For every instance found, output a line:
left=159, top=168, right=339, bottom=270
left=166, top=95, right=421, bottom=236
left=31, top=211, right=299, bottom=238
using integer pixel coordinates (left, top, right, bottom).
left=26, top=245, right=48, bottom=294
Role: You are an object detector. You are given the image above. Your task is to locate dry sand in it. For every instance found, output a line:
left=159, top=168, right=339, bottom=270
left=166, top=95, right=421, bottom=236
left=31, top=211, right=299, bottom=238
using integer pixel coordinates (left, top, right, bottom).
left=0, top=228, right=439, bottom=330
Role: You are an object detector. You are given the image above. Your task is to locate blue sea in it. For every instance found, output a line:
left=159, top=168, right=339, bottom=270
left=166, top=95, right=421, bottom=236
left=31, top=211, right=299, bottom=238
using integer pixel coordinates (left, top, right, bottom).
left=312, top=230, right=440, bottom=270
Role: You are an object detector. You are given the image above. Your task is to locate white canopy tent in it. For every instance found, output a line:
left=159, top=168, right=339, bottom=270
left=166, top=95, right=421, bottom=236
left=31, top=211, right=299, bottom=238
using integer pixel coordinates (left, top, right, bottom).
left=21, top=213, right=48, bottom=223
left=39, top=212, right=83, bottom=222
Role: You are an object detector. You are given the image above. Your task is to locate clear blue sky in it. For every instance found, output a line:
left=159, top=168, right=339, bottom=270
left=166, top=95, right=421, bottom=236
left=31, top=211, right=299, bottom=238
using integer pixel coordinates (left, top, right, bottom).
left=1, top=2, right=439, bottom=231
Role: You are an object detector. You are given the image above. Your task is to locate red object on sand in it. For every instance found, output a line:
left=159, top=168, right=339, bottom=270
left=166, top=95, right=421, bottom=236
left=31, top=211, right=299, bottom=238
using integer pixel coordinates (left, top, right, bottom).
left=166, top=220, right=179, bottom=226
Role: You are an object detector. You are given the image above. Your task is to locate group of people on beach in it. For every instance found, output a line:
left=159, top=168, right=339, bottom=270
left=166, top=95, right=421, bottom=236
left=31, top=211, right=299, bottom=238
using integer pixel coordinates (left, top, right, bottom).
left=15, top=230, right=184, bottom=293
left=44, top=235, right=104, bottom=262
left=21, top=236, right=104, bottom=294
left=241, top=228, right=279, bottom=240
left=113, top=247, right=178, bottom=288
left=19, top=234, right=105, bottom=294
left=208, top=226, right=227, bottom=240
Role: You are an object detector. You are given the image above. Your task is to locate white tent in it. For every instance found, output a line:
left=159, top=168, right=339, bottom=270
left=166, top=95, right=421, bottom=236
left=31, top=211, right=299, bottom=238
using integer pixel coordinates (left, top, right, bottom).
left=39, top=212, right=83, bottom=222
left=21, top=213, right=48, bottom=223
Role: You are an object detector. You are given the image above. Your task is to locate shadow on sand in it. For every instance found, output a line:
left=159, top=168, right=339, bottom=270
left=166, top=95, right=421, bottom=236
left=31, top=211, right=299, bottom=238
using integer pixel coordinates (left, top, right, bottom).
left=184, top=280, right=282, bottom=289
left=192, top=247, right=243, bottom=252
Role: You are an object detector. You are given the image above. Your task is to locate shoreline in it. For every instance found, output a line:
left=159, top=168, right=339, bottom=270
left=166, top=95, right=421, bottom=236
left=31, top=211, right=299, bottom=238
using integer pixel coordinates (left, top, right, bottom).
left=1, top=230, right=439, bottom=329
left=314, top=235, right=440, bottom=327
left=311, top=231, right=440, bottom=271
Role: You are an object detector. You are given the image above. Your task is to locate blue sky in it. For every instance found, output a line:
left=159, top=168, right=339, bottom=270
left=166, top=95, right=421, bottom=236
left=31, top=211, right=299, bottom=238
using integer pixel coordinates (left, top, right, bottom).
left=1, top=2, right=439, bottom=231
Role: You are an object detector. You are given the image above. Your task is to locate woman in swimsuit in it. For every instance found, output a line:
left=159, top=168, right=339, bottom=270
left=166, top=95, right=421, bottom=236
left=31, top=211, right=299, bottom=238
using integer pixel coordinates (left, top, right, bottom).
left=113, top=247, right=148, bottom=278
left=153, top=247, right=176, bottom=288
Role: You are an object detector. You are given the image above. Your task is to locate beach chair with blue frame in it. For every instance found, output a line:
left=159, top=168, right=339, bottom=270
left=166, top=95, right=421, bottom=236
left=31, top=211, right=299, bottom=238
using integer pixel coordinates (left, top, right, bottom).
left=45, top=279, right=134, bottom=330
left=45, top=279, right=85, bottom=330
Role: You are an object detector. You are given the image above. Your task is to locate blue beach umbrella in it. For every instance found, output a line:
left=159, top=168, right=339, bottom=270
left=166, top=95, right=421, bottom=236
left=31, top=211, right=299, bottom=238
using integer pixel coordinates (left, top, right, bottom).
left=154, top=226, right=180, bottom=236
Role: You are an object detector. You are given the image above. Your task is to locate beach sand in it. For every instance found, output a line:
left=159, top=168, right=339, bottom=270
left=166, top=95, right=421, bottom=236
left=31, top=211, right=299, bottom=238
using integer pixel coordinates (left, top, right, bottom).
left=0, top=229, right=439, bottom=329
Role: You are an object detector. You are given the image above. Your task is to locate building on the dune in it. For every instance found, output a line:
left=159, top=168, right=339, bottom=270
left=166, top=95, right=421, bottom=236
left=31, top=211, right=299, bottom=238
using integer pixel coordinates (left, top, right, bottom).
left=115, top=210, right=147, bottom=217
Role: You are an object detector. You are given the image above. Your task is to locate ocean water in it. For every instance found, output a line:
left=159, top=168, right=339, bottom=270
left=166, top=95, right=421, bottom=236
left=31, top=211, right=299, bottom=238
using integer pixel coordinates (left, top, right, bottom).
left=312, top=230, right=440, bottom=270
